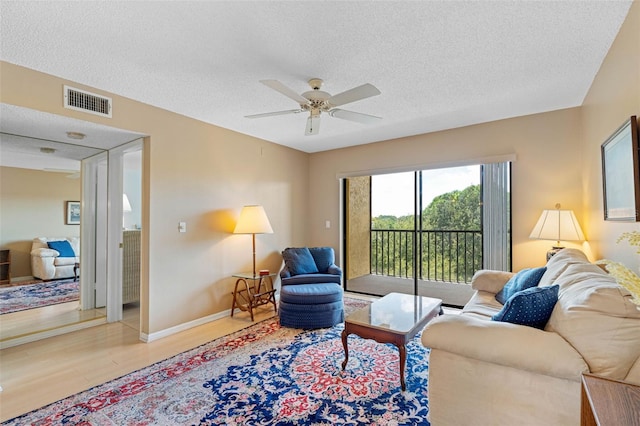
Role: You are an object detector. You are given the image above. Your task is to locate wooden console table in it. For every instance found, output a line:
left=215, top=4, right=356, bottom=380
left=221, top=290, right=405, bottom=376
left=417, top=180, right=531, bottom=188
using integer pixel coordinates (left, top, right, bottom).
left=581, top=373, right=640, bottom=426
left=230, top=272, right=277, bottom=321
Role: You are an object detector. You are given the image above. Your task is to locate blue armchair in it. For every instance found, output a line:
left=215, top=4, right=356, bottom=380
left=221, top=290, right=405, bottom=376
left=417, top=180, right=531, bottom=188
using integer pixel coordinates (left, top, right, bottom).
left=279, top=247, right=344, bottom=329
left=280, top=246, right=342, bottom=285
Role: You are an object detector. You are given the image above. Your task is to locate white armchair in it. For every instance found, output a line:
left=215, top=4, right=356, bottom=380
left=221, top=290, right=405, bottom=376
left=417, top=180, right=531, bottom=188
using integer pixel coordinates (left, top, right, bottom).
left=31, top=237, right=79, bottom=280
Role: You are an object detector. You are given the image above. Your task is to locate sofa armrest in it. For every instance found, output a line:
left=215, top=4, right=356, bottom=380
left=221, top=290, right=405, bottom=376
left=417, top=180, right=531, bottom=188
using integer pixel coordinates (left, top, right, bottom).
left=422, top=314, right=588, bottom=381
left=471, top=269, right=514, bottom=293
left=30, top=248, right=59, bottom=258
left=280, top=266, right=292, bottom=279
left=327, top=264, right=342, bottom=276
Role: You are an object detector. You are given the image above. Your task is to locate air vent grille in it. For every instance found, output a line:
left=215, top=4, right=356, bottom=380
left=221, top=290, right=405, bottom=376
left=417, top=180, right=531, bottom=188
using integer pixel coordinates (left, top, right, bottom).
left=64, top=85, right=112, bottom=118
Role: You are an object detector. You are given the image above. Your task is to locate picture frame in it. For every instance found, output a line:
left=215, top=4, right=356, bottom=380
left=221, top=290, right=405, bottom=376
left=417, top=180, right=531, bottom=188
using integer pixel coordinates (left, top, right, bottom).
left=601, top=116, right=640, bottom=221
left=66, top=201, right=81, bottom=225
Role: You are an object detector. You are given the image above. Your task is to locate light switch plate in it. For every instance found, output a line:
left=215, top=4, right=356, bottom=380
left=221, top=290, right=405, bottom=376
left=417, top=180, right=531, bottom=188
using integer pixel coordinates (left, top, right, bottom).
left=179, top=222, right=186, bottom=233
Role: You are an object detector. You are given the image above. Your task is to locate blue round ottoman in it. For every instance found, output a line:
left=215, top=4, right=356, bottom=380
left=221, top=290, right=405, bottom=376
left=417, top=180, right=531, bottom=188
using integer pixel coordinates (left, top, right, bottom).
left=279, top=283, right=344, bottom=329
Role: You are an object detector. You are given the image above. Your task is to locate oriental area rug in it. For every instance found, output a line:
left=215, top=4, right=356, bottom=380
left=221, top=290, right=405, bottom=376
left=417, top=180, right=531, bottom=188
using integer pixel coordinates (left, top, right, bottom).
left=0, top=279, right=79, bottom=315
left=4, top=298, right=432, bottom=425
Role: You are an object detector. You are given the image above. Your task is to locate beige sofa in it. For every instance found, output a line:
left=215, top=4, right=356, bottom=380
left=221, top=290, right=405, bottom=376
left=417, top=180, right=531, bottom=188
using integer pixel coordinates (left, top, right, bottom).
left=421, top=248, right=640, bottom=425
left=31, top=237, right=80, bottom=280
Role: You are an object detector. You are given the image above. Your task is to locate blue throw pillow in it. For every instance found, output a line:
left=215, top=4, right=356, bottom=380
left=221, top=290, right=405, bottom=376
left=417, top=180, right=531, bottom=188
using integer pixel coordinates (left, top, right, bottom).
left=47, top=240, right=76, bottom=257
left=282, top=247, right=319, bottom=276
left=308, top=247, right=334, bottom=273
left=492, top=285, right=559, bottom=330
left=495, top=266, right=547, bottom=304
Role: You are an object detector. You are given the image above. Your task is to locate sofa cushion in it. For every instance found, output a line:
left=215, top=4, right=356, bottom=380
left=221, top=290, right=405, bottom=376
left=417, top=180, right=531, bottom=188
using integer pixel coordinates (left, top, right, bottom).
left=547, top=268, right=640, bottom=379
left=54, top=257, right=77, bottom=266
left=279, top=283, right=343, bottom=304
left=308, top=247, right=334, bottom=273
left=282, top=247, right=319, bottom=276
left=422, top=314, right=588, bottom=381
left=492, top=285, right=559, bottom=329
left=495, top=267, right=547, bottom=304
left=538, top=248, right=589, bottom=287
left=461, top=291, right=504, bottom=319
left=282, top=273, right=341, bottom=285
left=47, top=240, right=75, bottom=257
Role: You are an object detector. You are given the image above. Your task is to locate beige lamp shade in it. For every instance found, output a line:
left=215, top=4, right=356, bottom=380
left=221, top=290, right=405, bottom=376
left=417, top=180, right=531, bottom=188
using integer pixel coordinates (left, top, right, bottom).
left=234, top=205, right=273, bottom=277
left=233, top=205, right=273, bottom=234
left=529, top=208, right=585, bottom=244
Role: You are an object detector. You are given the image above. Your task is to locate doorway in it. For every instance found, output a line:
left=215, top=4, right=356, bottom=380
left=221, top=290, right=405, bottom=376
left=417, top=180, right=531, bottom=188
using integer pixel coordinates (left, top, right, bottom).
left=343, top=162, right=511, bottom=307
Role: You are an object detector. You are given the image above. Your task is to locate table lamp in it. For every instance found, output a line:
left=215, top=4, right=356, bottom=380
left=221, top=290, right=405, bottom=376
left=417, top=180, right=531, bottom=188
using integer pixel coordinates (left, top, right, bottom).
left=233, top=205, right=273, bottom=277
left=529, top=203, right=585, bottom=260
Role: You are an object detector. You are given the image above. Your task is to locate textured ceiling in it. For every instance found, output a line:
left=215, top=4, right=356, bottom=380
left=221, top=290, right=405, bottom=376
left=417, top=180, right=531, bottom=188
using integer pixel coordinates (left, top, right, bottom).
left=0, top=1, right=632, bottom=154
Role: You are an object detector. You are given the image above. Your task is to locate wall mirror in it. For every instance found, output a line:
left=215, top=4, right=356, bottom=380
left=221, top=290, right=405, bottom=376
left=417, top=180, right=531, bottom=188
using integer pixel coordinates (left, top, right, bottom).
left=0, top=103, right=143, bottom=347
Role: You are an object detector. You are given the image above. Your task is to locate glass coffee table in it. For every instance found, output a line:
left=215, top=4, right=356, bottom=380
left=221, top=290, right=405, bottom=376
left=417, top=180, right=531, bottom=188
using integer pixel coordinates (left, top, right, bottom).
left=341, top=292, right=443, bottom=391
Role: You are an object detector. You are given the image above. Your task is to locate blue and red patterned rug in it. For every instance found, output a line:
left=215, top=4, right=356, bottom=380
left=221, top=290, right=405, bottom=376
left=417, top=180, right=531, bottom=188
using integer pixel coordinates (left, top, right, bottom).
left=4, top=297, right=431, bottom=425
left=0, top=279, right=79, bottom=314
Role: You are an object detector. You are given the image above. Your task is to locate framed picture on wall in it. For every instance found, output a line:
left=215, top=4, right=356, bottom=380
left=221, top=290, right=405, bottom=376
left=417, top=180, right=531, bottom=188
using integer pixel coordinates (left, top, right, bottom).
left=601, top=116, right=640, bottom=221
left=66, top=201, right=81, bottom=225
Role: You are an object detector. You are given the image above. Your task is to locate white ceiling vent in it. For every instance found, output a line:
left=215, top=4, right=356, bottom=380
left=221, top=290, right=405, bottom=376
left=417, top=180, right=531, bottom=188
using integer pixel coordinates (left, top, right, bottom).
left=63, top=85, right=112, bottom=118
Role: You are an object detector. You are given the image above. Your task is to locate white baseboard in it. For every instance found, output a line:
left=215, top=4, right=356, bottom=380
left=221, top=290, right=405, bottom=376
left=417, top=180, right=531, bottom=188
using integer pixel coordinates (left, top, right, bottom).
left=0, top=317, right=107, bottom=349
left=140, top=309, right=232, bottom=343
left=9, top=276, right=35, bottom=283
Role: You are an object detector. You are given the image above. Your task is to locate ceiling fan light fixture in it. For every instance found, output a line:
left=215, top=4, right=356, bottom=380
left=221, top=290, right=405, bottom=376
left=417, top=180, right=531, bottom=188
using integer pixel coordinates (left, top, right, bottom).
left=308, top=78, right=323, bottom=90
left=247, top=78, right=382, bottom=135
left=40, top=147, right=56, bottom=154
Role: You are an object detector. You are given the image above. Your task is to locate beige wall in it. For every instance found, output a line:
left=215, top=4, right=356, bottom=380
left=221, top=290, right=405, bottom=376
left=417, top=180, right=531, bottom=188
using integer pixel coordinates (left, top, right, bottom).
left=581, top=0, right=640, bottom=273
left=0, top=167, right=81, bottom=277
left=0, top=62, right=310, bottom=335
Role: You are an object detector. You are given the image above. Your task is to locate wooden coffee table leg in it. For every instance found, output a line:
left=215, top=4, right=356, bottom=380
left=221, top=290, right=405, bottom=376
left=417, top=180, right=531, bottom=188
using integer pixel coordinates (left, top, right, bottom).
left=341, top=328, right=350, bottom=370
left=398, top=344, right=407, bottom=391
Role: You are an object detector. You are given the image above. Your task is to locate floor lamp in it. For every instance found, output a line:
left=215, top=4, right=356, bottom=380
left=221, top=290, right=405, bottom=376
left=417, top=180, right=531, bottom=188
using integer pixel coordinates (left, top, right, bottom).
left=233, top=205, right=274, bottom=277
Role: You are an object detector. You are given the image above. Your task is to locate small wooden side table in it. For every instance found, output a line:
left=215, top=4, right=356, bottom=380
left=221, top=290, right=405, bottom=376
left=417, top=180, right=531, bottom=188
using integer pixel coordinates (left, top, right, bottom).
left=581, top=373, right=640, bottom=426
left=230, top=273, right=277, bottom=321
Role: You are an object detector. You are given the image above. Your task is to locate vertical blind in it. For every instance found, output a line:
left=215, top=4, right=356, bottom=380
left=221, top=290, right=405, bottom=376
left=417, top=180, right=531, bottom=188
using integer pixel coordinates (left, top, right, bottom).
left=482, top=162, right=510, bottom=271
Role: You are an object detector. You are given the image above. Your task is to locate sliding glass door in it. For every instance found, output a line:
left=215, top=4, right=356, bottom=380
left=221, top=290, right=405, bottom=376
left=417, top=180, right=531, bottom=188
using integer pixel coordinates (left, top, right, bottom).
left=343, top=162, right=511, bottom=307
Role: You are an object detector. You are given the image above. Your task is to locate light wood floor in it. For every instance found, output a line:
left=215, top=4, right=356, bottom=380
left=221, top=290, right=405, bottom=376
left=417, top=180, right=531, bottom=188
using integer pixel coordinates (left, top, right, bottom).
left=0, top=301, right=106, bottom=345
left=0, top=304, right=278, bottom=422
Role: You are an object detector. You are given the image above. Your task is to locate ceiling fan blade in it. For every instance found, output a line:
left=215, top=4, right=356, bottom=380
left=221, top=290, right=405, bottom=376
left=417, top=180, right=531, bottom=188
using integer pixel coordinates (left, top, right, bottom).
left=260, top=80, right=309, bottom=105
left=305, top=115, right=320, bottom=135
left=245, top=109, right=304, bottom=119
left=326, top=83, right=381, bottom=107
left=329, top=109, right=382, bottom=124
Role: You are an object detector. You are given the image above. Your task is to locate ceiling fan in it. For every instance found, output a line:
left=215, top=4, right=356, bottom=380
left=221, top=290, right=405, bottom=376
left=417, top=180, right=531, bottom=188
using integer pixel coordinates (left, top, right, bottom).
left=246, top=78, right=381, bottom=135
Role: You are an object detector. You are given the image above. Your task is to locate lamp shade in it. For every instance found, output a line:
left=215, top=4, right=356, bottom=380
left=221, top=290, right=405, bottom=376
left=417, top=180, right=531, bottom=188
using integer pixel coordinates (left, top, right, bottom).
left=233, top=205, right=273, bottom=234
left=529, top=209, right=585, bottom=242
left=123, top=194, right=132, bottom=213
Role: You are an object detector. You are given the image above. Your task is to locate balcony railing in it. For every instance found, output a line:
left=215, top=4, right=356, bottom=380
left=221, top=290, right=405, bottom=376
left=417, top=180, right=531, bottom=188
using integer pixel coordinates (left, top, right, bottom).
left=370, top=229, right=483, bottom=283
